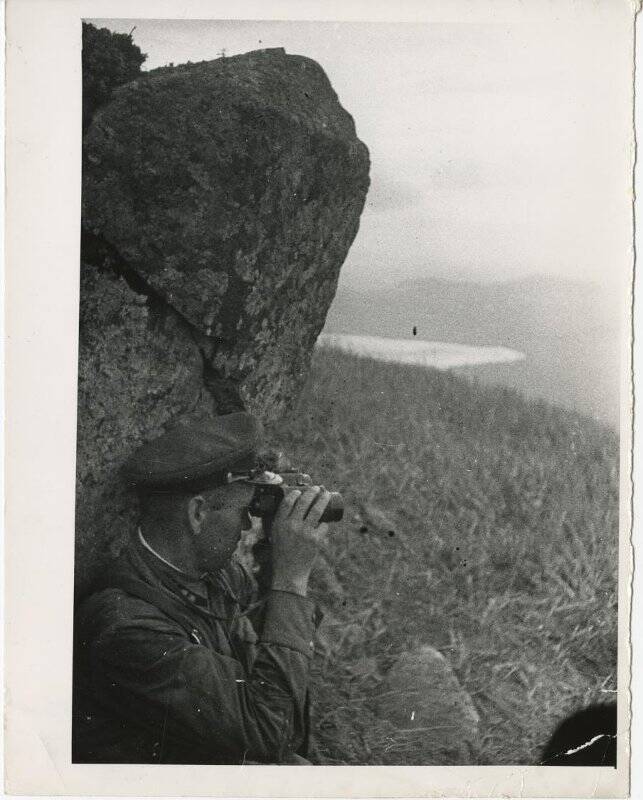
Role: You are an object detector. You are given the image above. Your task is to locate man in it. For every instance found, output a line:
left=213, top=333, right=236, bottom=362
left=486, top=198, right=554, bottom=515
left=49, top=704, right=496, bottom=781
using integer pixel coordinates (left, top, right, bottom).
left=72, top=411, right=332, bottom=765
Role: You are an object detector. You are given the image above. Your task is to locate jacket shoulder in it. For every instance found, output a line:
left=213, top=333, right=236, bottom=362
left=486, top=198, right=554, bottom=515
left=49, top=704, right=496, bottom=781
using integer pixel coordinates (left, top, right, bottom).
left=76, top=587, right=186, bottom=641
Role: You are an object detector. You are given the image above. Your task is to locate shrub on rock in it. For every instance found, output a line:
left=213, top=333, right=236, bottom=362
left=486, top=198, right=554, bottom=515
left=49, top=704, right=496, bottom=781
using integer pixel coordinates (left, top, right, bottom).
left=82, top=22, right=147, bottom=131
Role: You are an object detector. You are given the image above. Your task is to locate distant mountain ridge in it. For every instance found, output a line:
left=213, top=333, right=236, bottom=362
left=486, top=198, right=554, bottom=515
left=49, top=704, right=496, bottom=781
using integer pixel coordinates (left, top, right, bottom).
left=322, top=275, right=623, bottom=427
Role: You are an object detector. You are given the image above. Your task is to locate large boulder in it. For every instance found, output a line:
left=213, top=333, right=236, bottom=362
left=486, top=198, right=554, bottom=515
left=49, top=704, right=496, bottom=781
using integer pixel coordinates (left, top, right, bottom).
left=82, top=47, right=370, bottom=419
left=76, top=48, right=369, bottom=595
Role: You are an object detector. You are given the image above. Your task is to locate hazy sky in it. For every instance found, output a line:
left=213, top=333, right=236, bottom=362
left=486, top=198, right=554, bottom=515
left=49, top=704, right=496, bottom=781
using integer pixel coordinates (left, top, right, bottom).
left=91, top=12, right=632, bottom=291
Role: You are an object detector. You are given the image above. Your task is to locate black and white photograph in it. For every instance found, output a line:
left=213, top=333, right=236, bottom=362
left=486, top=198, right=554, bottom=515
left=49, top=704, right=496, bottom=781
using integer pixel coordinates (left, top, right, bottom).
left=4, top=0, right=636, bottom=796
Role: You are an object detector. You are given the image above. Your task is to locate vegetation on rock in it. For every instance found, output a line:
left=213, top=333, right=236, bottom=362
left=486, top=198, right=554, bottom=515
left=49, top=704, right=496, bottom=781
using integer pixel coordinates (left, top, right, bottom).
left=82, top=22, right=147, bottom=131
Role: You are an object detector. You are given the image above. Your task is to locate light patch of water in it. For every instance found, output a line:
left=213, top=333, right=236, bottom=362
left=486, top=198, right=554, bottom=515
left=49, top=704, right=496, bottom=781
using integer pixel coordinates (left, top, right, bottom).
left=317, top=333, right=525, bottom=370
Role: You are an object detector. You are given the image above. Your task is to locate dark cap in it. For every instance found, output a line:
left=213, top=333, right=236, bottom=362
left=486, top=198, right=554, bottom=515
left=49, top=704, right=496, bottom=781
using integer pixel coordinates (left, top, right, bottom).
left=123, top=412, right=262, bottom=492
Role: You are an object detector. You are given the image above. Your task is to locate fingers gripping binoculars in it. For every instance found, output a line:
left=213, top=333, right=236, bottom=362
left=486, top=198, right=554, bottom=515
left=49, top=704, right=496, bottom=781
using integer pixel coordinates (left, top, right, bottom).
left=230, top=469, right=344, bottom=523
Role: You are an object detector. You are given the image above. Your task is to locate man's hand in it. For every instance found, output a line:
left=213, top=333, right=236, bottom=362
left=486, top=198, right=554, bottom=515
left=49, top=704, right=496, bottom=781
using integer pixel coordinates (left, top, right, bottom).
left=270, top=486, right=331, bottom=597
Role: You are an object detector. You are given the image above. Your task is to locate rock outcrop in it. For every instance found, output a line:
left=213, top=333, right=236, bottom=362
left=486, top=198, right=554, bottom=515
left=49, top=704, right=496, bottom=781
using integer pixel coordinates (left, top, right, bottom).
left=76, top=48, right=369, bottom=595
left=376, top=646, right=480, bottom=763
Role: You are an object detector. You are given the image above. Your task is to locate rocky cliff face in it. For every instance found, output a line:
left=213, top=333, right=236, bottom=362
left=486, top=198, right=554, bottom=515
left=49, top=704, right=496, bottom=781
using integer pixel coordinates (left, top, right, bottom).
left=76, top=48, right=369, bottom=595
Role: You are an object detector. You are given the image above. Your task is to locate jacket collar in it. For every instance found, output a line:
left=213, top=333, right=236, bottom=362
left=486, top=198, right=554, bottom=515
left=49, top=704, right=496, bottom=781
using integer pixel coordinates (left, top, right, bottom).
left=134, top=528, right=212, bottom=611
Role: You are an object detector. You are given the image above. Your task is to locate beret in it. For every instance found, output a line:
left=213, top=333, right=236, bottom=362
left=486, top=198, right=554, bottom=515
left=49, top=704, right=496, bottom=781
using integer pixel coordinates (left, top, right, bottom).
left=123, top=412, right=262, bottom=491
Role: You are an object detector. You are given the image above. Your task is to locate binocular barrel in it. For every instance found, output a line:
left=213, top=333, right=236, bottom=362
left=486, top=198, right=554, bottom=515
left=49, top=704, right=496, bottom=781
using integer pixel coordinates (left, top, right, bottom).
left=248, top=485, right=344, bottom=523
left=319, top=492, right=344, bottom=523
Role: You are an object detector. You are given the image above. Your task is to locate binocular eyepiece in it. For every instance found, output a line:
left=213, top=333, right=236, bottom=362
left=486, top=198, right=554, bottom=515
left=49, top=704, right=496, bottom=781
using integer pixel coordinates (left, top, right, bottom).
left=233, top=469, right=344, bottom=523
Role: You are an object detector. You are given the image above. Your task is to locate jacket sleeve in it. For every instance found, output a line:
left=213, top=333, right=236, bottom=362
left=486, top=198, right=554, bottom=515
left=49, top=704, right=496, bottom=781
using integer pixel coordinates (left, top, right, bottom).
left=88, top=589, right=316, bottom=764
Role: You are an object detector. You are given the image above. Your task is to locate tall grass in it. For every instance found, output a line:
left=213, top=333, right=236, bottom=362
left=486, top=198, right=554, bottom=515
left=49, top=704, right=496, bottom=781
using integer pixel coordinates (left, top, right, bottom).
left=266, top=349, right=619, bottom=765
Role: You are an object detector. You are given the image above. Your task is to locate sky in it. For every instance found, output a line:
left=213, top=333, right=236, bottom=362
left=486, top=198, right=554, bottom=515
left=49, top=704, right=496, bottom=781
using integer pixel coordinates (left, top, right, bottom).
left=90, top=12, right=633, bottom=292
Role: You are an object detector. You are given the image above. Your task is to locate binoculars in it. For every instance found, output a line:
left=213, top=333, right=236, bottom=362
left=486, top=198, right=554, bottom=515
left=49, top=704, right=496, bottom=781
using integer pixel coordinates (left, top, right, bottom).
left=240, top=469, right=344, bottom=523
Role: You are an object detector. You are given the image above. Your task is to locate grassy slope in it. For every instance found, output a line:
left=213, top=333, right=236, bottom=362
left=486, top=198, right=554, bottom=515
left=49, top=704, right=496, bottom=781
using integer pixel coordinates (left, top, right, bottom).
left=267, top=349, right=619, bottom=765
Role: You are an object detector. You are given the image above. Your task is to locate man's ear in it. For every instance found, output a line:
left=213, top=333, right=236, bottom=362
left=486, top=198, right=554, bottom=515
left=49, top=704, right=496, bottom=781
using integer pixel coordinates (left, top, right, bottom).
left=187, top=495, right=207, bottom=534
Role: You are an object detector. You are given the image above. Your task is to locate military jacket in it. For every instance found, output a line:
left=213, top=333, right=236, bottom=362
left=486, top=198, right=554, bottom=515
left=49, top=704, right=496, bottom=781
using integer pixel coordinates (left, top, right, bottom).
left=72, top=535, right=317, bottom=764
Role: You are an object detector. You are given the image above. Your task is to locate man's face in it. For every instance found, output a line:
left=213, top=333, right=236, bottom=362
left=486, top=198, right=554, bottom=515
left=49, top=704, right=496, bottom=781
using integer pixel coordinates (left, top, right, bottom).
left=190, top=482, right=255, bottom=574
